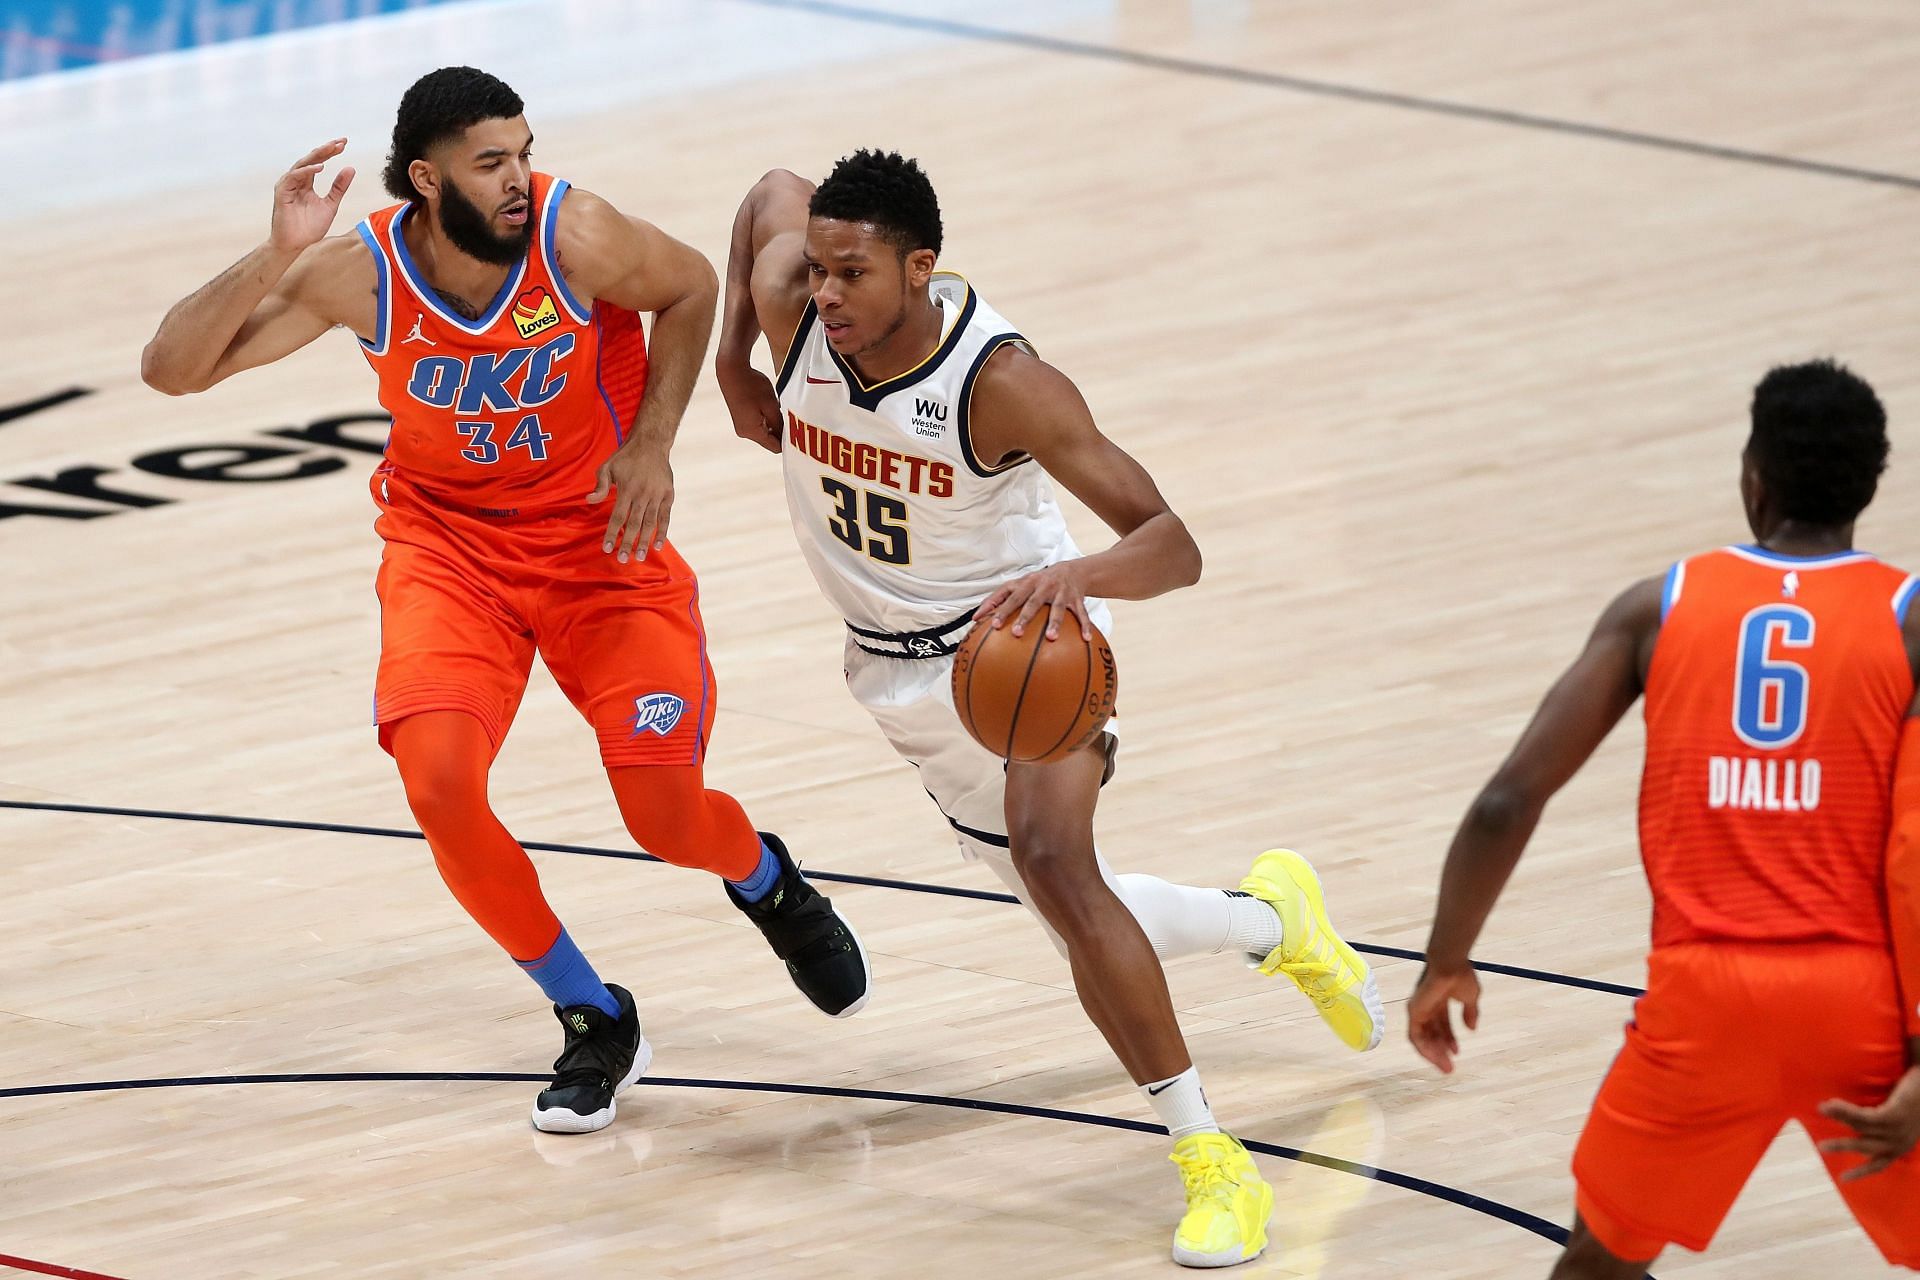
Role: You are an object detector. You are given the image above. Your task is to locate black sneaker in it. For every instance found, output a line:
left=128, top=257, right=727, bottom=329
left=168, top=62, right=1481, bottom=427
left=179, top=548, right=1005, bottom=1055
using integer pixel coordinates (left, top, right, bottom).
left=531, top=982, right=652, bottom=1134
left=725, top=832, right=871, bottom=1018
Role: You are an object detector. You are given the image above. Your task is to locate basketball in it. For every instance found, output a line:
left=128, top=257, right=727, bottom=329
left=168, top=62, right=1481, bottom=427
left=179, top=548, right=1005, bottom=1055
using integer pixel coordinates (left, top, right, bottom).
left=952, top=606, right=1118, bottom=763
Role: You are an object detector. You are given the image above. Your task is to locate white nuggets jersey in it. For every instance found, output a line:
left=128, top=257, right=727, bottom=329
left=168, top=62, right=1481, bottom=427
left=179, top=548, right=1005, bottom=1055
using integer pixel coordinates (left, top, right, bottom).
left=775, top=274, right=1083, bottom=651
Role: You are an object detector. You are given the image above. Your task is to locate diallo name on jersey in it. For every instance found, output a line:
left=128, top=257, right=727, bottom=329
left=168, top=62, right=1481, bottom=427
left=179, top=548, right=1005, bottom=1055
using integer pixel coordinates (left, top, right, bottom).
left=787, top=412, right=955, bottom=498
left=1706, top=755, right=1822, bottom=812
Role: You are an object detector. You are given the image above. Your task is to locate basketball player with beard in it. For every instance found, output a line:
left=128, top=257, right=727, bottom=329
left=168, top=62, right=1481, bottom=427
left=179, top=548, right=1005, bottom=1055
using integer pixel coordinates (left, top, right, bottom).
left=716, top=151, right=1384, bottom=1268
left=140, top=67, right=870, bottom=1135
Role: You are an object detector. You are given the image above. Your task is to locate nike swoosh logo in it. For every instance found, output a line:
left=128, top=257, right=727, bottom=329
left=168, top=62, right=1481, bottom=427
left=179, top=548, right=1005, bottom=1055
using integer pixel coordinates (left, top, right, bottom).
left=805, top=376, right=841, bottom=385
left=1146, top=1080, right=1177, bottom=1095
left=0, top=386, right=93, bottom=427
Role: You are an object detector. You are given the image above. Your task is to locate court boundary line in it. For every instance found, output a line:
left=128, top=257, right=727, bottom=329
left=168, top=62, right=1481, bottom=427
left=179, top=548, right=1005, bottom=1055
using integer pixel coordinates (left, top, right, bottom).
left=0, top=1070, right=1612, bottom=1265
left=0, top=798, right=1646, bottom=997
left=0, top=1253, right=125, bottom=1280
left=731, top=0, right=1920, bottom=192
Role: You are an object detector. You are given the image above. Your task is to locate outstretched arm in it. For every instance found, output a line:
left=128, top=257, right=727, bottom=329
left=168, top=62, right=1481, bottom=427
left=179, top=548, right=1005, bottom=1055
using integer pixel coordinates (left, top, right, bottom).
left=715, top=169, right=815, bottom=452
left=1409, top=576, right=1662, bottom=1073
left=558, top=189, right=718, bottom=562
left=967, top=347, right=1202, bottom=641
left=141, top=139, right=359, bottom=394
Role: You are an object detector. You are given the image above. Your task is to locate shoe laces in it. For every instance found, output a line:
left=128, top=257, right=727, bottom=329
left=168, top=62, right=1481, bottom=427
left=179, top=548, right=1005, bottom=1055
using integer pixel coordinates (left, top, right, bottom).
left=1171, top=1146, right=1240, bottom=1207
left=547, top=1064, right=610, bottom=1092
left=1273, top=926, right=1354, bottom=1006
left=1279, top=958, right=1342, bottom=1007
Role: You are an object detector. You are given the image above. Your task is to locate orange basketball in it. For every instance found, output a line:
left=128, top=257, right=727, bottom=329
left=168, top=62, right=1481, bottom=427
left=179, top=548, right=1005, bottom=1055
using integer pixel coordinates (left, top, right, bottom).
left=952, top=606, right=1118, bottom=763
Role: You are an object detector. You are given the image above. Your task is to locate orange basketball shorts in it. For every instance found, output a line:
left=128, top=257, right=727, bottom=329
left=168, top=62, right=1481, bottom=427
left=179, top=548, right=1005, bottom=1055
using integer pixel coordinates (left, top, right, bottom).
left=1572, top=941, right=1920, bottom=1267
left=370, top=468, right=716, bottom=768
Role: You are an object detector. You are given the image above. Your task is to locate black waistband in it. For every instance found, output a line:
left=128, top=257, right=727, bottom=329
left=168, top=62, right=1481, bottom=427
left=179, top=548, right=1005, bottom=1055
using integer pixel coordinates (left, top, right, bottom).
left=846, top=611, right=976, bottom=660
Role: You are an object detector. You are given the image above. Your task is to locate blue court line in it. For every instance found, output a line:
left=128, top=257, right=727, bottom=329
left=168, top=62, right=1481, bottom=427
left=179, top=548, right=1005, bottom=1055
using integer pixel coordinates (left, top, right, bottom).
left=0, top=798, right=1646, bottom=997
left=731, top=0, right=1920, bottom=193
left=0, top=1070, right=1596, bottom=1261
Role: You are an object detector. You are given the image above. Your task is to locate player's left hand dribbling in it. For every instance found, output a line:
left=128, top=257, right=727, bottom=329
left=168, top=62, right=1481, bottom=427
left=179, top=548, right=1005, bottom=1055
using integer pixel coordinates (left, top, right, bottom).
left=1408, top=963, right=1481, bottom=1075
left=975, top=563, right=1092, bottom=641
left=590, top=439, right=674, bottom=562
left=1818, top=1066, right=1920, bottom=1180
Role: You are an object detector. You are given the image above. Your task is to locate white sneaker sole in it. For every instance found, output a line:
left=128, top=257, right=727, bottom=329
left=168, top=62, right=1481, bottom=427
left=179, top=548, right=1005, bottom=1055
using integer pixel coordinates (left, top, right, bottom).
left=1172, top=1241, right=1269, bottom=1269
left=529, top=1033, right=654, bottom=1134
left=826, top=912, right=873, bottom=1019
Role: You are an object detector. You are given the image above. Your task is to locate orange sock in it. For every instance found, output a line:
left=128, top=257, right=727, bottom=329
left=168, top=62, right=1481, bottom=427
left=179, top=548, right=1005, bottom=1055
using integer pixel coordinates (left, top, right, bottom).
left=607, top=763, right=762, bottom=881
left=390, top=711, right=561, bottom=961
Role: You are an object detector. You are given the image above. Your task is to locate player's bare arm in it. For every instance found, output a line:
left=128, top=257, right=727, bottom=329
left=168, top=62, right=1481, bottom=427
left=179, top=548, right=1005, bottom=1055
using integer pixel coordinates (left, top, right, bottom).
left=554, top=188, right=718, bottom=562
left=142, top=139, right=368, bottom=394
left=1816, top=604, right=1920, bottom=1178
left=715, top=169, right=816, bottom=452
left=967, top=346, right=1202, bottom=641
left=1409, top=576, right=1663, bottom=1074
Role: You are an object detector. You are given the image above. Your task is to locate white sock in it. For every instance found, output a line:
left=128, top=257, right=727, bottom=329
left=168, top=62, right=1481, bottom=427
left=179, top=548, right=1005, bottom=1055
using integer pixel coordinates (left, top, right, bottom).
left=1141, top=1065, right=1220, bottom=1139
left=1224, top=890, right=1286, bottom=957
left=1111, top=875, right=1284, bottom=959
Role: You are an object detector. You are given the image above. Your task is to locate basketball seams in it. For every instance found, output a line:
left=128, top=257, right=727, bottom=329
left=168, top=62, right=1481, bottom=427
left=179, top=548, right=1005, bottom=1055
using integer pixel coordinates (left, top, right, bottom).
left=1029, top=612, right=1095, bottom=762
left=954, top=606, right=1115, bottom=763
left=955, top=631, right=982, bottom=746
left=1004, top=611, right=1053, bottom=759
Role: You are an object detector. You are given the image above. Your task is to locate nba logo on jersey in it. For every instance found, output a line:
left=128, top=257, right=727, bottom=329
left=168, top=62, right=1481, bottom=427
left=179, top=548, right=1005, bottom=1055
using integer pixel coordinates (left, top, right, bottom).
left=512, top=286, right=560, bottom=341
left=629, top=692, right=686, bottom=737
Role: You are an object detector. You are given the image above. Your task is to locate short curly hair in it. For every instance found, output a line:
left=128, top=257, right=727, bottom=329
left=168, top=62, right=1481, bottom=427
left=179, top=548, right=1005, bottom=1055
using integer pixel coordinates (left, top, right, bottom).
left=809, top=149, right=943, bottom=257
left=1747, top=359, right=1888, bottom=526
left=382, top=66, right=524, bottom=202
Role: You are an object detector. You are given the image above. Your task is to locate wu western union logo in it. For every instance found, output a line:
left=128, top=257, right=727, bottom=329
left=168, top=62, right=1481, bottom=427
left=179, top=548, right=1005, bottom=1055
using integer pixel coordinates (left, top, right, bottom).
left=512, top=286, right=560, bottom=340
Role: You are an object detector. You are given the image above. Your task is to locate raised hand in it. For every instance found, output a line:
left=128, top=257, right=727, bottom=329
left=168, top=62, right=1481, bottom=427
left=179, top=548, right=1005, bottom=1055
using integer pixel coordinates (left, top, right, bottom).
left=271, top=139, right=356, bottom=254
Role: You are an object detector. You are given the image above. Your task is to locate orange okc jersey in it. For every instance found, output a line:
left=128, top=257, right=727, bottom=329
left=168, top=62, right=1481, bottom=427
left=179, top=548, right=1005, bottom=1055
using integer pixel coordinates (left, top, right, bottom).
left=353, top=173, right=647, bottom=512
left=1640, top=545, right=1919, bottom=948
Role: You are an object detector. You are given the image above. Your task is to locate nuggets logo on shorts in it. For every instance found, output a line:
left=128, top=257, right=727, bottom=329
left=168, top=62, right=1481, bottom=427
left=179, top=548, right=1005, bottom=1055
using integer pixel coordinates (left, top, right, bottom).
left=512, top=285, right=560, bottom=340
left=629, top=692, right=687, bottom=737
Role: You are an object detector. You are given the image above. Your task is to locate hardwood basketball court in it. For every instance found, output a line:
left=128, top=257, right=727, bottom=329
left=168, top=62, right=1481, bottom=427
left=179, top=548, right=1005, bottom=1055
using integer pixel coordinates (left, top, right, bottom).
left=2, top=2, right=1915, bottom=1276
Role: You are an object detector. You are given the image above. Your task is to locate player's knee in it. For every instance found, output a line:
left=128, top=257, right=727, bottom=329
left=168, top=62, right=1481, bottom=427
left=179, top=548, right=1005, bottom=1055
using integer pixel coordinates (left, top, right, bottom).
left=1011, top=840, right=1099, bottom=927
left=396, top=751, right=486, bottom=834
left=610, top=777, right=675, bottom=850
left=607, top=766, right=739, bottom=870
left=619, top=806, right=697, bottom=865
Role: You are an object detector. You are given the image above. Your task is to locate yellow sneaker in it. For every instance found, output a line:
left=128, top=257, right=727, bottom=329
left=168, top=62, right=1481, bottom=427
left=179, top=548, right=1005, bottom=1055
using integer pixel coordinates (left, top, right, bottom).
left=1170, top=1132, right=1274, bottom=1268
left=1239, top=848, right=1384, bottom=1052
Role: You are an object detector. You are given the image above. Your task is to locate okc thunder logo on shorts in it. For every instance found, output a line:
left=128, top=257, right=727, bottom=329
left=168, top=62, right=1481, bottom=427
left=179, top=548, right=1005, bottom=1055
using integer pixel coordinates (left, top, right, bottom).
left=629, top=692, right=687, bottom=737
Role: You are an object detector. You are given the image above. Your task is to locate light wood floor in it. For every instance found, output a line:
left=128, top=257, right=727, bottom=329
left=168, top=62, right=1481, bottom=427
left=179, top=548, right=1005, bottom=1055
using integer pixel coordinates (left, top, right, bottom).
left=3, top=2, right=1917, bottom=1276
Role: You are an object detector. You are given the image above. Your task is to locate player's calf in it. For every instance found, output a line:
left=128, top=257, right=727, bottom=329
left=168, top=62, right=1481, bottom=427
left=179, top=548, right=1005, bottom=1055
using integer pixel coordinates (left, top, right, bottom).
left=1548, top=1217, right=1656, bottom=1280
